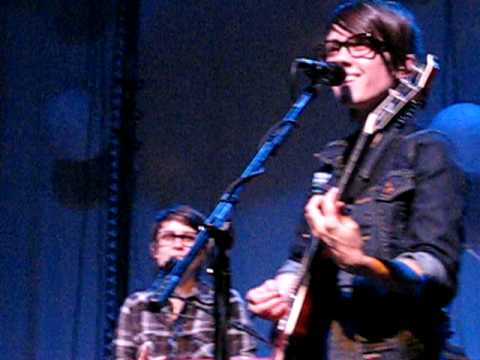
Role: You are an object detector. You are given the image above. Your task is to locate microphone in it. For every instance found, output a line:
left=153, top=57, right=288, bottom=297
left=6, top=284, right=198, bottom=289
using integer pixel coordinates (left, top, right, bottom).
left=293, top=58, right=346, bottom=86
left=312, top=171, right=332, bottom=195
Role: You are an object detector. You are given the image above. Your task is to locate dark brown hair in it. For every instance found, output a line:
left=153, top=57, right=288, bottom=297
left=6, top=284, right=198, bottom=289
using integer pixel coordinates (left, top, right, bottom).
left=325, top=0, right=423, bottom=70
left=150, top=204, right=205, bottom=252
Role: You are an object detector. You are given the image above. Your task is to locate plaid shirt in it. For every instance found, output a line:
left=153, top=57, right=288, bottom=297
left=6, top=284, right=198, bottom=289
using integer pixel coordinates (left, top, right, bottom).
left=114, top=282, right=256, bottom=359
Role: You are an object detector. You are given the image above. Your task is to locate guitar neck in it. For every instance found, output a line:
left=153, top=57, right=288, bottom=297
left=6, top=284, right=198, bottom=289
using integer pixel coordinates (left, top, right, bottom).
left=287, top=236, right=320, bottom=297
left=336, top=131, right=370, bottom=202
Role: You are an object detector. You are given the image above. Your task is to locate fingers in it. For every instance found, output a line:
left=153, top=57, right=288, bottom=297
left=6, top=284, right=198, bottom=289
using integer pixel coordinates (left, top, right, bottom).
left=304, top=194, right=325, bottom=238
left=305, top=188, right=341, bottom=240
left=305, top=193, right=324, bottom=214
left=321, top=187, right=339, bottom=215
left=246, top=279, right=289, bottom=320
left=304, top=187, right=365, bottom=268
left=137, top=343, right=151, bottom=360
left=246, top=279, right=279, bottom=304
left=320, top=188, right=341, bottom=232
left=248, top=296, right=289, bottom=320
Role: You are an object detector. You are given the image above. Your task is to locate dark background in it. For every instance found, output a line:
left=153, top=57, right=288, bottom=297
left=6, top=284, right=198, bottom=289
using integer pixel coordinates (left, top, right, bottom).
left=1, top=1, right=479, bottom=359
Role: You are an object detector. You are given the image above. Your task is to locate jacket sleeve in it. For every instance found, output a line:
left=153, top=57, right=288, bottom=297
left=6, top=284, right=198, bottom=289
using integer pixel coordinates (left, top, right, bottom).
left=386, top=130, right=465, bottom=304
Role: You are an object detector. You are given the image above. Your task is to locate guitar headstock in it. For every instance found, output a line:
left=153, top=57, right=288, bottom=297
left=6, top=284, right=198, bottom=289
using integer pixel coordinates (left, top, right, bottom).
left=363, top=54, right=439, bottom=134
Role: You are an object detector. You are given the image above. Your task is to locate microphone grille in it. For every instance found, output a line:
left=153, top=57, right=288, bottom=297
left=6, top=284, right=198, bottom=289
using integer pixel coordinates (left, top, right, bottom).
left=312, top=172, right=332, bottom=194
left=324, top=64, right=346, bottom=86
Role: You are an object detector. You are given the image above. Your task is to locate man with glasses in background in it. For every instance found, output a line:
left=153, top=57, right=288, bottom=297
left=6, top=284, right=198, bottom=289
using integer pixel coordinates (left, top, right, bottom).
left=114, top=205, right=256, bottom=359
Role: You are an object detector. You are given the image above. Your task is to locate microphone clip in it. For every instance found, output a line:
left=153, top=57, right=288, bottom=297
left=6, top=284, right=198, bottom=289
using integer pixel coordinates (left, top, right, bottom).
left=291, top=58, right=346, bottom=86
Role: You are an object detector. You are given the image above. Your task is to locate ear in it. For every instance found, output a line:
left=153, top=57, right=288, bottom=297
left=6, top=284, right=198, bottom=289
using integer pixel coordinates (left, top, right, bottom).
left=395, top=54, right=417, bottom=79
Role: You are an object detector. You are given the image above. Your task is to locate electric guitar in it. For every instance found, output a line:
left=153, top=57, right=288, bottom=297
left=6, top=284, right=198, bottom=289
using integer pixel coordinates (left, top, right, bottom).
left=271, top=54, right=439, bottom=360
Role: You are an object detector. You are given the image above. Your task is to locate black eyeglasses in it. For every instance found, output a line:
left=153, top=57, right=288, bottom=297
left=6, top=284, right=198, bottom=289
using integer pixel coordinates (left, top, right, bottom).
left=317, top=33, right=386, bottom=59
left=157, top=231, right=197, bottom=246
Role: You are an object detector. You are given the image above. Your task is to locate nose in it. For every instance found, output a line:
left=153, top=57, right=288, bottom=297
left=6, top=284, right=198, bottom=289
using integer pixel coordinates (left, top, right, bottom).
left=171, top=237, right=186, bottom=248
left=327, top=46, right=352, bottom=65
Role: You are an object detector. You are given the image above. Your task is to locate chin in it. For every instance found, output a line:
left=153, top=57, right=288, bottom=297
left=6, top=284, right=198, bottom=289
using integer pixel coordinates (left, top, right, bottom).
left=335, top=84, right=367, bottom=107
left=338, top=96, right=363, bottom=109
left=351, top=93, right=387, bottom=111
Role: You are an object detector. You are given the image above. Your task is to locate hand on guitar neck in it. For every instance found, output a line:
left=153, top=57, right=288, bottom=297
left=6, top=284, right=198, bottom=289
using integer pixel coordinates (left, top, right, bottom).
left=305, top=188, right=424, bottom=278
left=246, top=273, right=297, bottom=321
left=304, top=188, right=365, bottom=270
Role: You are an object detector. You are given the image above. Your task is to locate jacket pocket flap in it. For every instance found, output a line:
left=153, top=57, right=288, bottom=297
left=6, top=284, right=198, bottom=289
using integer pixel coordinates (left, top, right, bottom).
left=377, top=170, right=415, bottom=201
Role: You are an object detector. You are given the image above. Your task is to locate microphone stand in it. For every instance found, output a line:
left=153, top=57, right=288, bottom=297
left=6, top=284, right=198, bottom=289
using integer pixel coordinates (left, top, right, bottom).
left=208, top=225, right=234, bottom=360
left=148, top=84, right=318, bottom=360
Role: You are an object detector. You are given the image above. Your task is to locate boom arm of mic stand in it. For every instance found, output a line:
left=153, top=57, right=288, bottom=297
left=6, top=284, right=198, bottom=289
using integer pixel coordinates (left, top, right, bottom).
left=147, top=85, right=318, bottom=359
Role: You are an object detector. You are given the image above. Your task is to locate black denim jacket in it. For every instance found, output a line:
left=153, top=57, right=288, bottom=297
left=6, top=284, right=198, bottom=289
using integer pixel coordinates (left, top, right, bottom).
left=286, top=118, right=465, bottom=358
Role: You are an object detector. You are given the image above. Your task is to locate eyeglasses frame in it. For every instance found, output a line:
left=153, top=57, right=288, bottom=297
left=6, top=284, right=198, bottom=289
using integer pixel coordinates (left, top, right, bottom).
left=317, top=32, right=388, bottom=60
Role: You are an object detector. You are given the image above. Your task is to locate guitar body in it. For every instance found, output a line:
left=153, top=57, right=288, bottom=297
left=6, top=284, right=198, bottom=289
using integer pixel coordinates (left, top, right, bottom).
left=272, top=284, right=313, bottom=360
